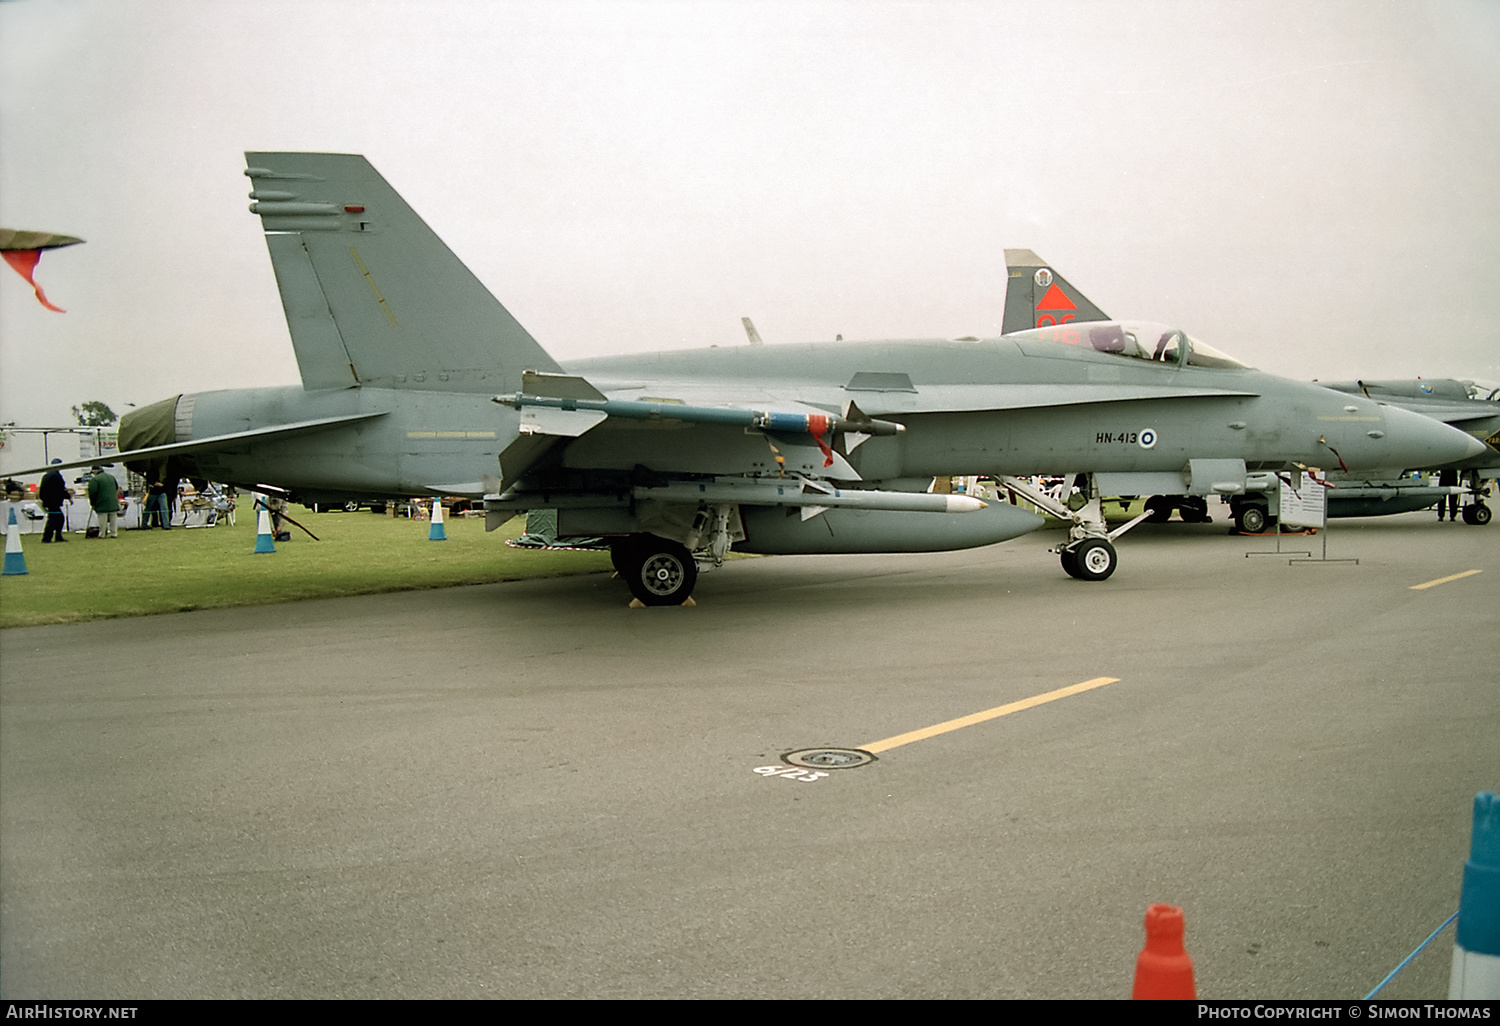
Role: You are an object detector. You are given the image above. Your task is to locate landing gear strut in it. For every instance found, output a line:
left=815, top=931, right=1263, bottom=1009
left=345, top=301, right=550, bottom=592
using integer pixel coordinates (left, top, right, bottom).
left=1458, top=471, right=1492, bottom=526
left=1001, top=474, right=1146, bottom=582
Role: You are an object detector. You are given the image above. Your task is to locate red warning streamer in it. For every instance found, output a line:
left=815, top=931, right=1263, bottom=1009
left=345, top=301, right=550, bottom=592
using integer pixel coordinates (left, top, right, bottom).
left=3, top=250, right=65, bottom=312
left=807, top=414, right=834, bottom=467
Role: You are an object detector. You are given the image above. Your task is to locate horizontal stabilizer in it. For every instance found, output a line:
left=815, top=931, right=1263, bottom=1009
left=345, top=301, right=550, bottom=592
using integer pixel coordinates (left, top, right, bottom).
left=9, top=413, right=387, bottom=476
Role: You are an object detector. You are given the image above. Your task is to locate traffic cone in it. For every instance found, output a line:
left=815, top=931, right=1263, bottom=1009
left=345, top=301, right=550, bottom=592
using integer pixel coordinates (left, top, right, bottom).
left=1132, top=904, right=1196, bottom=999
left=1450, top=791, right=1500, bottom=998
left=253, top=508, right=276, bottom=553
left=3, top=508, right=28, bottom=576
left=428, top=497, right=446, bottom=541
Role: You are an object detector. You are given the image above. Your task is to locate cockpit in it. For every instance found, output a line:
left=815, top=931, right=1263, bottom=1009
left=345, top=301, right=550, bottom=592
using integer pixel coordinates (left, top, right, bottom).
left=1012, top=320, right=1251, bottom=370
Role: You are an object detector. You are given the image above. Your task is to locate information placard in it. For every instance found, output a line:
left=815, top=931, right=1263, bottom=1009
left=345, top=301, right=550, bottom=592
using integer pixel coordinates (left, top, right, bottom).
left=1278, top=472, right=1326, bottom=529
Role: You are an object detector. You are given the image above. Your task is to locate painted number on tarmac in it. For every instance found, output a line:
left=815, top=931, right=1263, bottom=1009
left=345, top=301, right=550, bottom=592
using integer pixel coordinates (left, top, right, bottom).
left=753, top=765, right=829, bottom=783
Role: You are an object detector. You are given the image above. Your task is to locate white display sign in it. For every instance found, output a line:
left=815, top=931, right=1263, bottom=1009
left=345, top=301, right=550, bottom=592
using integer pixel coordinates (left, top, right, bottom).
left=74, top=431, right=119, bottom=462
left=1278, top=472, right=1327, bottom=529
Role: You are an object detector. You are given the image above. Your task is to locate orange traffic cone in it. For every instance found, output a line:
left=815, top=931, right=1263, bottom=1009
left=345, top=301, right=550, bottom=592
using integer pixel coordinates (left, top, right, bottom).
left=1132, top=903, right=1196, bottom=999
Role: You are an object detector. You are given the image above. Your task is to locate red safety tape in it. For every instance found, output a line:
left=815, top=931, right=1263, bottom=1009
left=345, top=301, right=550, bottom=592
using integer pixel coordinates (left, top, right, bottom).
left=807, top=414, right=834, bottom=467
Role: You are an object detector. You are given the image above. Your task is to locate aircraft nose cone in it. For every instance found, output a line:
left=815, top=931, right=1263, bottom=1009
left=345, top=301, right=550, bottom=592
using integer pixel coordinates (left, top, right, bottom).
left=1381, top=404, right=1488, bottom=467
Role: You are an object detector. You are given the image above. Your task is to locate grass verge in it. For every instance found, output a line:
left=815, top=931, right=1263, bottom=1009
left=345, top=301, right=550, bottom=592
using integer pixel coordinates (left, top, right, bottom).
left=0, top=512, right=610, bottom=629
left=1, top=498, right=1150, bottom=629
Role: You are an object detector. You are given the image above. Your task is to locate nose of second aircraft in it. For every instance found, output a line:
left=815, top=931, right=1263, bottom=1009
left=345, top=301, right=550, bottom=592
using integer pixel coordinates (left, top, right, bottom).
left=1372, top=403, right=1488, bottom=469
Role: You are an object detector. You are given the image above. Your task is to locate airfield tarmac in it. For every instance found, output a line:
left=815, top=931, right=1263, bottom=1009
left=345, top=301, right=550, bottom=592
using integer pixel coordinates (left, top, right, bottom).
left=0, top=510, right=1494, bottom=1000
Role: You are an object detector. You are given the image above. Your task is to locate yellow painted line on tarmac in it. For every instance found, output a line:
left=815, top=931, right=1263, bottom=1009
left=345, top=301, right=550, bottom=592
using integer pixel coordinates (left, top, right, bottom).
left=859, top=677, right=1121, bottom=755
left=1409, top=569, right=1483, bottom=591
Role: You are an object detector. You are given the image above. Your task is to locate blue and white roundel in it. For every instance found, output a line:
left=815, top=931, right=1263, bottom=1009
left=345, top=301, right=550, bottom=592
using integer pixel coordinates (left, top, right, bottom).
left=1138, top=428, right=1158, bottom=449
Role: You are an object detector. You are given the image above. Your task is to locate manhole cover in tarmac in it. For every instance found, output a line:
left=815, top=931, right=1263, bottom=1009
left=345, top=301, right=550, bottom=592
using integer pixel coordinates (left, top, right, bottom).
left=783, top=748, right=875, bottom=769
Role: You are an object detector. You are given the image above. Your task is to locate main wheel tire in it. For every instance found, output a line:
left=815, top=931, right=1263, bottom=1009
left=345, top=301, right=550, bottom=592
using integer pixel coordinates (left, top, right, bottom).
left=1236, top=505, right=1267, bottom=534
left=1144, top=496, right=1171, bottom=523
left=1462, top=503, right=1491, bottom=526
left=609, top=539, right=631, bottom=575
left=1071, top=538, right=1117, bottom=581
left=620, top=537, right=698, bottom=606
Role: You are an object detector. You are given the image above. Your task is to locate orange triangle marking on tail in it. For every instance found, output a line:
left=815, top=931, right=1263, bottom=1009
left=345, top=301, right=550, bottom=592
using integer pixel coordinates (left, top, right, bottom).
left=1035, top=282, right=1076, bottom=312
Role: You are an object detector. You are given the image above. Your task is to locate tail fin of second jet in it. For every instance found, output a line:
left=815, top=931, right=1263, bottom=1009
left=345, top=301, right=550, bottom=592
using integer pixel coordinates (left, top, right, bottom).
left=245, top=152, right=562, bottom=392
left=1002, top=249, right=1110, bottom=335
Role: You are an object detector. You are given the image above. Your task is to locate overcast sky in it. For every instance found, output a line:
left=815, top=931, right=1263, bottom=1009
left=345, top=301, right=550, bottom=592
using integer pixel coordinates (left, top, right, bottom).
left=2, top=0, right=1498, bottom=443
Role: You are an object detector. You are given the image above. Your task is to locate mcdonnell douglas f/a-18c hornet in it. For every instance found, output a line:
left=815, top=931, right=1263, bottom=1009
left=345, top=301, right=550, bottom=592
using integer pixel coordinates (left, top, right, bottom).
left=1002, top=248, right=1498, bottom=531
left=27, top=153, right=1484, bottom=604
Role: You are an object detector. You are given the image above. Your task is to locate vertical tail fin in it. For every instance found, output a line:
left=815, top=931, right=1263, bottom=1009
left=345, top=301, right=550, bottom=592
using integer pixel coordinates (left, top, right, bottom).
left=1002, top=249, right=1110, bottom=334
left=245, top=152, right=562, bottom=392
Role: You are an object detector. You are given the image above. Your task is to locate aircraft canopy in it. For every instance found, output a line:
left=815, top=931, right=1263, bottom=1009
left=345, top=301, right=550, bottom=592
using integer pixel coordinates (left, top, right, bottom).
left=1015, top=320, right=1250, bottom=370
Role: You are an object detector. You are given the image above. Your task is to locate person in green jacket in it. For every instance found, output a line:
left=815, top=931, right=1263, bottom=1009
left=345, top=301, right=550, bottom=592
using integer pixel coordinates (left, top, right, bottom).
left=86, top=466, right=121, bottom=538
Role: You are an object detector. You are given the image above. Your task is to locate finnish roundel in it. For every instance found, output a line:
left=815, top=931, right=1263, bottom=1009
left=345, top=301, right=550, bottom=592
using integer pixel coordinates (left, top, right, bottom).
left=1034, top=268, right=1053, bottom=289
left=1138, top=428, right=1158, bottom=449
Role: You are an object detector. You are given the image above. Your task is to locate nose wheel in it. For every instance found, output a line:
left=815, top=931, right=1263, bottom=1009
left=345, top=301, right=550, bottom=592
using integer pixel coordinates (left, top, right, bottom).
left=1060, top=537, right=1117, bottom=581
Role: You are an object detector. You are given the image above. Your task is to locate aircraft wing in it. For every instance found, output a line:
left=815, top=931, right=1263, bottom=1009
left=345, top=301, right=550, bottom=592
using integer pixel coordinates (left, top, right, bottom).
left=8, top=413, right=388, bottom=477
left=821, top=382, right=1261, bottom=416
left=541, top=373, right=1260, bottom=420
left=491, top=372, right=1260, bottom=493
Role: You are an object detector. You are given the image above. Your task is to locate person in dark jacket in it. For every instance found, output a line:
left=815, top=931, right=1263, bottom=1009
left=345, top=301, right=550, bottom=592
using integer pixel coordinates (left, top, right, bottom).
left=39, top=459, right=70, bottom=542
left=86, top=466, right=121, bottom=538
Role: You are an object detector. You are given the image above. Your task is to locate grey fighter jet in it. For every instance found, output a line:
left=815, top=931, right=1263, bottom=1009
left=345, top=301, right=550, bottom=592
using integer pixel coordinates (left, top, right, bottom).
left=1294, top=378, right=1498, bottom=525
left=23, top=155, right=1485, bottom=604
left=1003, top=250, right=1499, bottom=529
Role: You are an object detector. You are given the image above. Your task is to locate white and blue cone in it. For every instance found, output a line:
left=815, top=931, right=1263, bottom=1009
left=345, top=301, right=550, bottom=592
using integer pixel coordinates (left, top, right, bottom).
left=428, top=498, right=446, bottom=541
left=253, top=508, right=276, bottom=554
left=3, top=508, right=28, bottom=576
left=1450, top=791, right=1500, bottom=998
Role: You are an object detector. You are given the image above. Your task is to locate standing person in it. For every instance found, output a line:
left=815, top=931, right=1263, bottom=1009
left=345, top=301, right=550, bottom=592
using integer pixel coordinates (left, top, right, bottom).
left=39, top=459, right=70, bottom=543
left=1439, top=468, right=1459, bottom=521
left=145, top=479, right=172, bottom=530
left=86, top=466, right=121, bottom=538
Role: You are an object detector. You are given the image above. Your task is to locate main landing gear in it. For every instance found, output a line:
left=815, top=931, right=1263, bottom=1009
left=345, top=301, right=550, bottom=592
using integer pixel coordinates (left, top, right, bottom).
left=611, top=535, right=699, bottom=606
left=1454, top=471, right=1492, bottom=526
left=1233, top=503, right=1270, bottom=534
